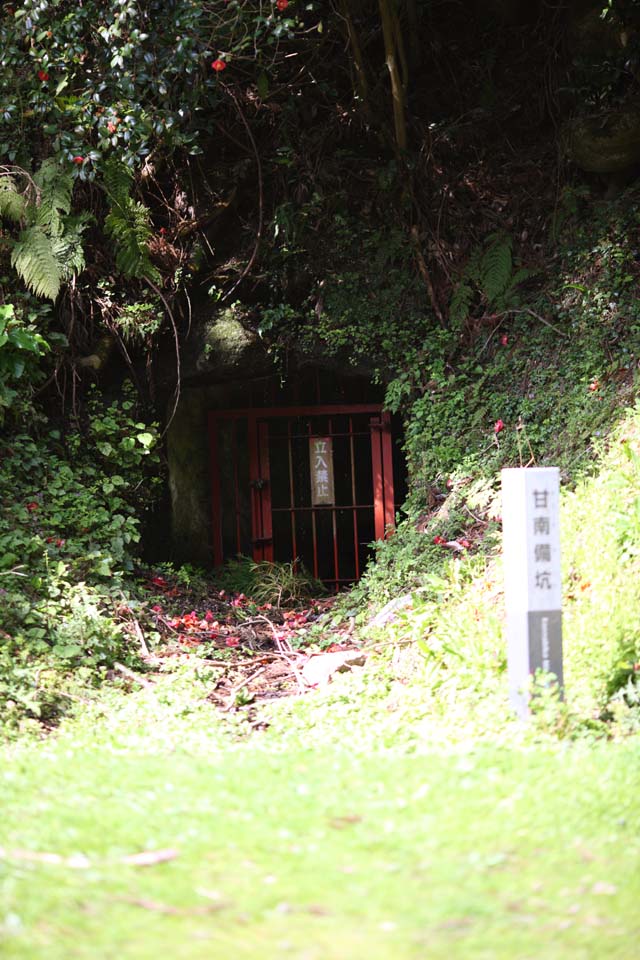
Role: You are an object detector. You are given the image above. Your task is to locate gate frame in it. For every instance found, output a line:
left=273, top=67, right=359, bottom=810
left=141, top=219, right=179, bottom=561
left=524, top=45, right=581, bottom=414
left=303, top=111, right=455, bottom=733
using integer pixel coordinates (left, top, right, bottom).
left=208, top=404, right=395, bottom=574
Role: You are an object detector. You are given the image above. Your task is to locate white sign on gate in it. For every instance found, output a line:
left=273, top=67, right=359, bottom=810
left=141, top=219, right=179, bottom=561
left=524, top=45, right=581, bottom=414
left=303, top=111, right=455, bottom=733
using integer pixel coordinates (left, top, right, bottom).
left=310, top=436, right=335, bottom=506
left=501, top=467, right=563, bottom=718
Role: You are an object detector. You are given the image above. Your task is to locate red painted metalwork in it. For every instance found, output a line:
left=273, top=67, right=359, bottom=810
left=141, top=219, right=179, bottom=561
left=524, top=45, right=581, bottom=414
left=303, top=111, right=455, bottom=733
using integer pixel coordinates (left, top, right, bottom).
left=211, top=403, right=383, bottom=420
left=370, top=416, right=385, bottom=542
left=231, top=421, right=241, bottom=555
left=247, top=415, right=260, bottom=558
left=349, top=416, right=360, bottom=581
left=208, top=403, right=397, bottom=585
left=381, top=410, right=396, bottom=532
left=257, top=419, right=273, bottom=562
left=306, top=419, right=319, bottom=579
left=328, top=418, right=340, bottom=586
left=209, top=417, right=223, bottom=566
left=287, top=420, right=298, bottom=565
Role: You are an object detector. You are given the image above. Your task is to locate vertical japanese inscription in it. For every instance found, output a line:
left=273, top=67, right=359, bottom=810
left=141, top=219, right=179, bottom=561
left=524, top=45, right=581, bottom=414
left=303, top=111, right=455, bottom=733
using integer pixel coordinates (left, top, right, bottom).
left=502, top=467, right=563, bottom=717
left=310, top=436, right=335, bottom=506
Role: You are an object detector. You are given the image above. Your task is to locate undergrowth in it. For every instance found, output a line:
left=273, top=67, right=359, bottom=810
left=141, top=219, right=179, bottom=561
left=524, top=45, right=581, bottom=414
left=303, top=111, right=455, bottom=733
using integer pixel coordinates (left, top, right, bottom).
left=302, top=400, right=640, bottom=747
left=0, top=380, right=161, bottom=732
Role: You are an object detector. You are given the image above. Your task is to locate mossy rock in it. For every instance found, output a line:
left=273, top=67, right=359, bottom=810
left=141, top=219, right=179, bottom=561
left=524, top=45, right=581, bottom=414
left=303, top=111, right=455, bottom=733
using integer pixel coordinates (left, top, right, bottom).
left=166, top=391, right=211, bottom=563
left=563, top=109, right=640, bottom=173
left=196, top=309, right=266, bottom=376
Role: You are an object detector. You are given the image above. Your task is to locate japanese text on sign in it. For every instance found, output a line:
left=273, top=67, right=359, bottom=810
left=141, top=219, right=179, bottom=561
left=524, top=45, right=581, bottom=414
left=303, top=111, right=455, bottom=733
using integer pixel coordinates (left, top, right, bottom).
left=310, top=436, right=335, bottom=506
left=501, top=467, right=563, bottom=717
left=531, top=486, right=554, bottom=596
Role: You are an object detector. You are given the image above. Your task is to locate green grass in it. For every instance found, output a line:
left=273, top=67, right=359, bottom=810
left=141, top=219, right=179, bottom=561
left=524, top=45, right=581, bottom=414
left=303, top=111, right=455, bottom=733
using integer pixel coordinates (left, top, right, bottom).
left=1, top=678, right=639, bottom=960
left=4, top=397, right=640, bottom=959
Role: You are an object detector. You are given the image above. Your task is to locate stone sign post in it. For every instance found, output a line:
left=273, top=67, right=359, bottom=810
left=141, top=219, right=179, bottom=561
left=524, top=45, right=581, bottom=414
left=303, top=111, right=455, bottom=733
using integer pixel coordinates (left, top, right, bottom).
left=501, top=467, right=563, bottom=718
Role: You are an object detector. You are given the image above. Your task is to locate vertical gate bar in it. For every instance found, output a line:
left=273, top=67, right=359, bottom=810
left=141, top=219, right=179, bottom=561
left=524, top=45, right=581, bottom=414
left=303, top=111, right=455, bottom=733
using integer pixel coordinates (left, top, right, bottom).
left=208, top=414, right=223, bottom=566
left=311, top=510, right=319, bottom=579
left=287, top=420, right=298, bottom=568
left=308, top=419, right=319, bottom=579
left=258, top=420, right=274, bottom=562
left=381, top=410, right=396, bottom=534
left=231, top=420, right=241, bottom=555
left=248, top=415, right=261, bottom=561
left=329, top=417, right=340, bottom=590
left=349, top=416, right=360, bottom=581
left=332, top=508, right=339, bottom=592
left=370, top=417, right=385, bottom=541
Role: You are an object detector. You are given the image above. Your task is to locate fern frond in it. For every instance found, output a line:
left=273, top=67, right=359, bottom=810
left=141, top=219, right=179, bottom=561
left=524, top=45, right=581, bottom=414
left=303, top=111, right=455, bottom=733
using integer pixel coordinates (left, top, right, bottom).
left=449, top=281, right=474, bottom=328
left=50, top=214, right=90, bottom=279
left=464, top=246, right=483, bottom=284
left=480, top=233, right=513, bottom=304
left=0, top=175, right=26, bottom=221
left=102, top=159, right=134, bottom=208
left=33, top=159, right=73, bottom=232
left=103, top=161, right=160, bottom=282
left=11, top=225, right=63, bottom=300
left=507, top=266, right=537, bottom=288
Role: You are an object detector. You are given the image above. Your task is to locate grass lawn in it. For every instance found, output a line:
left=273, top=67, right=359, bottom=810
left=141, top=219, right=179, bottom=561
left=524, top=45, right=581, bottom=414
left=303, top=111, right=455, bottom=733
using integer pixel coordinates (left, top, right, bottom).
left=1, top=680, right=639, bottom=960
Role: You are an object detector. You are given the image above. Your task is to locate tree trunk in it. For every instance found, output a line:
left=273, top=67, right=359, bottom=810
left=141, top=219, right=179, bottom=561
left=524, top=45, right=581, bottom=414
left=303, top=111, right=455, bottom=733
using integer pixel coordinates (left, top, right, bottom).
left=378, top=0, right=408, bottom=151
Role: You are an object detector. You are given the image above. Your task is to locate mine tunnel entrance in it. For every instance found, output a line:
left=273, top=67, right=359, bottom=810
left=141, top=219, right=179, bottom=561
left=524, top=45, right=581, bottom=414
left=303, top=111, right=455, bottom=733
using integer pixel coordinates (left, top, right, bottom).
left=209, top=404, right=404, bottom=590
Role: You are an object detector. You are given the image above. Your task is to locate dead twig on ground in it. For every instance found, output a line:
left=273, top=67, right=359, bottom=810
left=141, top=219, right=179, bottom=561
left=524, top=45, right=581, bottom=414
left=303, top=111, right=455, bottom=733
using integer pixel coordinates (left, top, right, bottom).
left=132, top=619, right=150, bottom=657
left=113, top=662, right=155, bottom=689
left=222, top=666, right=266, bottom=711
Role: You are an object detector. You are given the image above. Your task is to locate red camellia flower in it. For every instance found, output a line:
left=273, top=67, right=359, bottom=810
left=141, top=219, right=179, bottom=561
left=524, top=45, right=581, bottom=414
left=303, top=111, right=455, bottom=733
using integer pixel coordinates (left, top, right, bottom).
left=494, top=419, right=505, bottom=434
left=500, top=333, right=508, bottom=346
left=37, top=69, right=49, bottom=82
left=276, top=0, right=289, bottom=10
left=72, top=156, right=84, bottom=164
left=225, top=637, right=239, bottom=647
left=211, top=58, right=227, bottom=72
left=26, top=501, right=39, bottom=512
left=433, top=535, right=446, bottom=545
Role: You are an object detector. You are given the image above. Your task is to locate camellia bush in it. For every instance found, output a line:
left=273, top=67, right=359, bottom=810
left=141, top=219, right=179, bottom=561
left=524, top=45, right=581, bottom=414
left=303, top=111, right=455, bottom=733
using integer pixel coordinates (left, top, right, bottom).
left=0, top=0, right=308, bottom=172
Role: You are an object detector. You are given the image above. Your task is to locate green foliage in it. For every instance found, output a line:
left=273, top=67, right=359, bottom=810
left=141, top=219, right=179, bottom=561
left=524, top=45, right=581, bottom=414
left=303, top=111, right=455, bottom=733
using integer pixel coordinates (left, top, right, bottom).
left=449, top=232, right=535, bottom=328
left=213, top=556, right=323, bottom=608
left=248, top=559, right=324, bottom=608
left=11, top=224, right=64, bottom=300
left=1, top=160, right=89, bottom=299
left=347, top=520, right=442, bottom=608
left=0, top=383, right=161, bottom=728
left=0, top=171, right=27, bottom=220
left=0, top=302, right=49, bottom=417
left=0, top=386, right=160, bottom=585
left=111, top=299, right=164, bottom=343
left=102, top=160, right=159, bottom=282
left=298, top=217, right=432, bottom=379
left=0, top=574, right=138, bottom=730
left=561, top=408, right=640, bottom=717
left=0, top=1, right=317, bottom=171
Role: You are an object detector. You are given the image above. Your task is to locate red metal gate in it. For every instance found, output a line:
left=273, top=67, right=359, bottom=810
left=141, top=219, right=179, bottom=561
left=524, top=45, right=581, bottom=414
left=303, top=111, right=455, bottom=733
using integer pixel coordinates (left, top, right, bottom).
left=208, top=405, right=395, bottom=588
